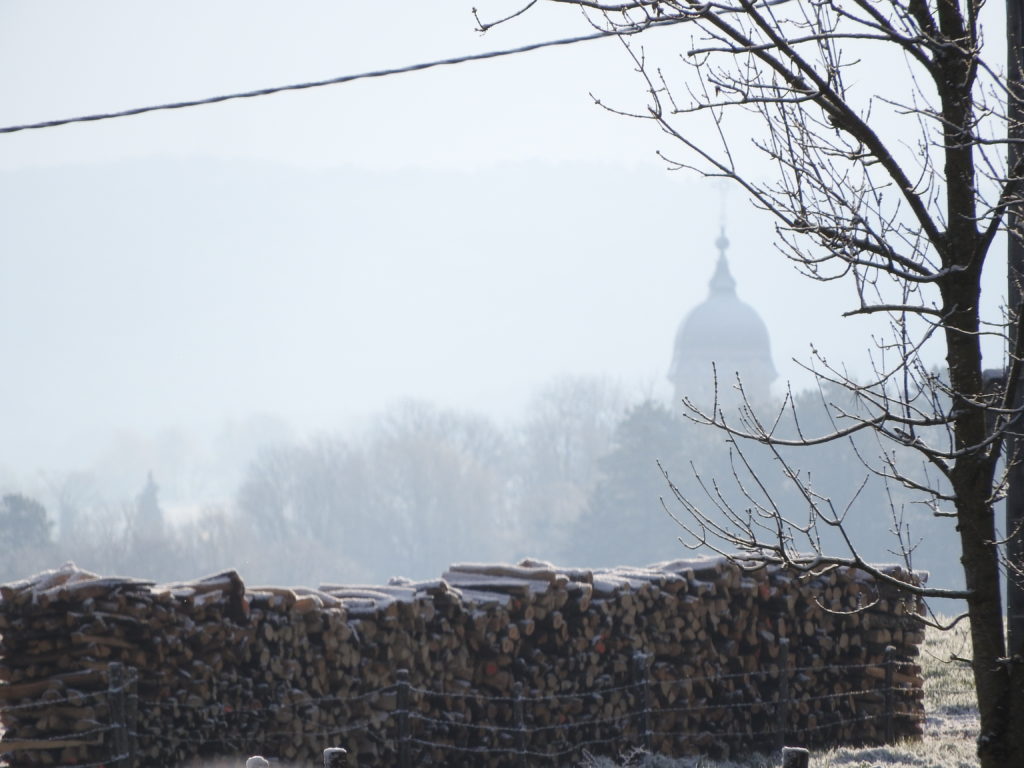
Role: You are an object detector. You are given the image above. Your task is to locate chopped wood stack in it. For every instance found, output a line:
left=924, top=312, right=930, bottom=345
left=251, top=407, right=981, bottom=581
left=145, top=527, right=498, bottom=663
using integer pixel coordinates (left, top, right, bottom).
left=0, top=558, right=926, bottom=767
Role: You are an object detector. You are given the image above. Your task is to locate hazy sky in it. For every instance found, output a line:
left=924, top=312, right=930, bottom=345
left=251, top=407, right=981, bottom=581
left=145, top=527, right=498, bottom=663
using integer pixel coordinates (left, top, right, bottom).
left=0, top=2, right=1010, bottom=483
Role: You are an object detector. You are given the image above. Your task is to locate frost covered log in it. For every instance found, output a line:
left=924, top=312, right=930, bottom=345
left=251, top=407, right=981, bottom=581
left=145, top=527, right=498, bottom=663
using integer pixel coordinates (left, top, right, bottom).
left=0, top=558, right=925, bottom=766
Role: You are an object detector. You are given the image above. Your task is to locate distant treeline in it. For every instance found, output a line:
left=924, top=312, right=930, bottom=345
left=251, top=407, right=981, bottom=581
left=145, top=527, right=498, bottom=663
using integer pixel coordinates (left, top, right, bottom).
left=1, top=376, right=956, bottom=593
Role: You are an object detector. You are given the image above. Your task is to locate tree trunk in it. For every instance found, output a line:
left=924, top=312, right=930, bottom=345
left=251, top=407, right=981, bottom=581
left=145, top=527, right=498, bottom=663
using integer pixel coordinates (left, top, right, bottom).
left=943, top=293, right=1014, bottom=766
left=957, top=492, right=1012, bottom=766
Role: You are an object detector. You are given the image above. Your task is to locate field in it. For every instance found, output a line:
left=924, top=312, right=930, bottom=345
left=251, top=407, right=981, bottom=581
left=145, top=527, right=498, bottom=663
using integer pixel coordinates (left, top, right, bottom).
left=581, top=618, right=979, bottom=768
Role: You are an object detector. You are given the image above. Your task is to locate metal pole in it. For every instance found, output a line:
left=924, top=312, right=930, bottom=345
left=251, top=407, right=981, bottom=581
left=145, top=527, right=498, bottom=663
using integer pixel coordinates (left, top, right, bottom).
left=884, top=646, right=896, bottom=744
left=396, top=669, right=410, bottom=768
left=1007, top=0, right=1024, bottom=670
left=513, top=681, right=527, bottom=768
left=777, top=637, right=789, bottom=754
left=631, top=651, right=651, bottom=754
left=126, top=666, right=138, bottom=768
left=108, top=662, right=128, bottom=768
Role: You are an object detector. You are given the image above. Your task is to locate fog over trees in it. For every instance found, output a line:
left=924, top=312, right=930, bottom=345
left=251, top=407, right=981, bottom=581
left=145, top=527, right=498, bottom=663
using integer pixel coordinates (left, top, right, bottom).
left=0, top=373, right=955, bottom=594
left=0, top=155, right=956, bottom=595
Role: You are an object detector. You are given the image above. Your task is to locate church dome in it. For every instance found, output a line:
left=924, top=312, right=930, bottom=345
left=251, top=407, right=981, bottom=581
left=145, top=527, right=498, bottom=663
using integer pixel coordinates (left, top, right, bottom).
left=668, top=230, right=776, bottom=407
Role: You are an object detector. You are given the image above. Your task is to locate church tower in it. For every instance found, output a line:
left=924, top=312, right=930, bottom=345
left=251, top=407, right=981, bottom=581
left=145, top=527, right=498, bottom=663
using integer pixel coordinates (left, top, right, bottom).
left=668, top=229, right=777, bottom=409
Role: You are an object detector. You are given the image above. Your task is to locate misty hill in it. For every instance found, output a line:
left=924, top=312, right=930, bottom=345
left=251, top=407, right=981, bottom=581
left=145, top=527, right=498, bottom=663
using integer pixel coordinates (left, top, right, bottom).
left=0, top=156, right=706, bottom=472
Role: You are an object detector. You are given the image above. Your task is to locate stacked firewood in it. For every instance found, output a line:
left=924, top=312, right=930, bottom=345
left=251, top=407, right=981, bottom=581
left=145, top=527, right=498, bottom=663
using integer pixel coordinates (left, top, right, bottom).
left=0, top=558, right=926, bottom=767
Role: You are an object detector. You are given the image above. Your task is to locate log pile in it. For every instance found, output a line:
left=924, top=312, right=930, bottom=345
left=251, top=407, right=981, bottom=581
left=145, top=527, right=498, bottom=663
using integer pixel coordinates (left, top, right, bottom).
left=0, top=558, right=926, bottom=767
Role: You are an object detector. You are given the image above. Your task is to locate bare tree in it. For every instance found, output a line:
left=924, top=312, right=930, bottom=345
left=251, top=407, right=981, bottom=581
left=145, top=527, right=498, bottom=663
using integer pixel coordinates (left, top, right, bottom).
left=515, top=376, right=626, bottom=558
left=366, top=400, right=516, bottom=578
left=483, top=0, right=1021, bottom=763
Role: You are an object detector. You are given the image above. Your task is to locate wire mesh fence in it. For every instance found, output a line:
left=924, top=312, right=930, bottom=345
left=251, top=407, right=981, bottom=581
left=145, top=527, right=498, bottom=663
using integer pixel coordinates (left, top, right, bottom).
left=0, top=647, right=963, bottom=768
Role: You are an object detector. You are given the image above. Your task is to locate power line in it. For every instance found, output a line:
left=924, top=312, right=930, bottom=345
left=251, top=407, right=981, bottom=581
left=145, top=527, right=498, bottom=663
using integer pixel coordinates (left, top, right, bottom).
left=0, top=22, right=681, bottom=136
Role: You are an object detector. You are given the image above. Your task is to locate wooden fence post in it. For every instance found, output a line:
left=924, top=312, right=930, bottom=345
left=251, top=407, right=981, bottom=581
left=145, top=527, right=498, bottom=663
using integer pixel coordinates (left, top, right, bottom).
left=777, top=637, right=790, bottom=754
left=632, top=651, right=652, bottom=754
left=396, top=669, right=410, bottom=768
left=108, top=662, right=129, bottom=767
left=323, top=746, right=348, bottom=767
left=781, top=745, right=810, bottom=768
left=884, top=645, right=896, bottom=743
left=513, top=681, right=527, bottom=768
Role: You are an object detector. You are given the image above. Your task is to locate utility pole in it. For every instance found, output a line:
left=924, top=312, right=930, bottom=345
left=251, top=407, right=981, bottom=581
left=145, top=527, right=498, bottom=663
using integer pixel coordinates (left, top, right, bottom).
left=1006, top=0, right=1024, bottom=666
